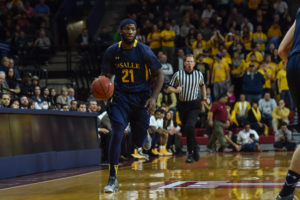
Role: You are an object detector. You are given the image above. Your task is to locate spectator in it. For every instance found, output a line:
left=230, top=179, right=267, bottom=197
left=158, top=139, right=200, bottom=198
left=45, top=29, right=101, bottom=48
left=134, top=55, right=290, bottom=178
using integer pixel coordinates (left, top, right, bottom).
left=259, top=92, right=277, bottom=126
left=34, top=30, right=51, bottom=65
left=34, top=0, right=50, bottom=21
left=273, top=0, right=288, bottom=15
left=0, top=71, right=9, bottom=97
left=97, top=27, right=113, bottom=47
left=195, top=53, right=210, bottom=85
left=199, top=18, right=213, bottom=41
left=159, top=54, right=173, bottom=83
left=0, top=94, right=11, bottom=108
left=248, top=0, right=261, bottom=16
left=149, top=109, right=163, bottom=156
left=70, top=100, right=78, bottom=112
left=165, top=110, right=183, bottom=155
left=76, top=29, right=92, bottom=55
left=5, top=67, right=20, bottom=97
left=246, top=46, right=263, bottom=63
left=274, top=122, right=296, bottom=151
left=201, top=4, right=215, bottom=19
left=185, top=28, right=197, bottom=54
left=231, top=51, right=246, bottom=97
left=7, top=0, right=24, bottom=9
left=32, top=75, right=39, bottom=87
left=61, top=104, right=69, bottom=111
left=253, top=25, right=267, bottom=51
left=32, top=85, right=48, bottom=110
left=174, top=49, right=185, bottom=72
left=156, top=84, right=177, bottom=112
left=20, top=73, right=33, bottom=97
left=170, top=19, right=180, bottom=36
left=211, top=53, right=230, bottom=100
left=24, top=1, right=34, bottom=18
left=160, top=22, right=175, bottom=65
left=267, top=23, right=282, bottom=39
left=227, top=85, right=236, bottom=108
left=56, top=87, right=70, bottom=109
left=210, top=29, right=225, bottom=56
left=180, top=18, right=195, bottom=38
left=193, top=33, right=206, bottom=53
left=146, top=24, right=161, bottom=55
left=77, top=102, right=87, bottom=112
left=277, top=62, right=293, bottom=110
left=0, top=57, right=10, bottom=72
left=241, top=17, right=254, bottom=33
left=8, top=59, right=21, bottom=80
left=68, top=87, right=75, bottom=101
left=10, top=99, right=20, bottom=109
left=42, top=87, right=50, bottom=104
left=241, top=25, right=253, bottom=51
left=49, top=88, right=57, bottom=108
left=19, top=95, right=29, bottom=109
left=28, top=99, right=35, bottom=109
left=232, top=94, right=251, bottom=127
left=242, top=64, right=265, bottom=103
left=202, top=49, right=214, bottom=71
left=237, top=122, right=262, bottom=152
left=88, top=100, right=98, bottom=113
left=272, top=100, right=290, bottom=132
left=226, top=8, right=243, bottom=29
left=257, top=61, right=273, bottom=95
left=207, top=93, right=229, bottom=152
left=135, top=27, right=145, bottom=43
left=15, top=31, right=30, bottom=61
left=225, top=32, right=234, bottom=49
left=248, top=101, right=266, bottom=135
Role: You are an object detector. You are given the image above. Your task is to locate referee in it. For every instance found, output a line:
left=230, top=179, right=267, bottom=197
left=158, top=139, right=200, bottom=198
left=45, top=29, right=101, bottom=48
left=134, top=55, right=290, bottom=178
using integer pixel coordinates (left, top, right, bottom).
left=167, top=54, right=209, bottom=163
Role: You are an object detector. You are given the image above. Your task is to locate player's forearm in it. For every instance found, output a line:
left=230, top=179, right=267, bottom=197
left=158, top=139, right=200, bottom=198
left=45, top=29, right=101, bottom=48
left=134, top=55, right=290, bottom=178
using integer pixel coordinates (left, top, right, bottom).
left=279, top=21, right=295, bottom=62
left=151, top=69, right=164, bottom=99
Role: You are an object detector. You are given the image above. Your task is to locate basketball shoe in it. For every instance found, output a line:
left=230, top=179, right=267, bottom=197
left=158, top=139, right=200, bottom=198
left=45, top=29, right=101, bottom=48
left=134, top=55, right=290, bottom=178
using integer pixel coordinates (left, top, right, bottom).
left=104, top=176, right=118, bottom=193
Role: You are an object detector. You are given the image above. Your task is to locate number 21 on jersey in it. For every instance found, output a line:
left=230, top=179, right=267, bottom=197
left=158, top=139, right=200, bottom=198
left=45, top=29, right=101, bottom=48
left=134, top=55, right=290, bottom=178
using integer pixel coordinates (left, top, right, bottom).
left=122, top=69, right=134, bottom=83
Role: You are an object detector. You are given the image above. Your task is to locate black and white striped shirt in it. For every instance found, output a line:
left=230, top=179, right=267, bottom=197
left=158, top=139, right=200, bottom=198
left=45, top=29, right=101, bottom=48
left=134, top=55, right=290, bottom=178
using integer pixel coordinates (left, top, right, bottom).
left=169, top=70, right=204, bottom=102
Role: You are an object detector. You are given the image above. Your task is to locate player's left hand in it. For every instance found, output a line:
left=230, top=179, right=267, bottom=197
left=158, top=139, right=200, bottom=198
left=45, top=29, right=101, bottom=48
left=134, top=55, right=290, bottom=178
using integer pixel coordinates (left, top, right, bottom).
left=145, top=97, right=156, bottom=115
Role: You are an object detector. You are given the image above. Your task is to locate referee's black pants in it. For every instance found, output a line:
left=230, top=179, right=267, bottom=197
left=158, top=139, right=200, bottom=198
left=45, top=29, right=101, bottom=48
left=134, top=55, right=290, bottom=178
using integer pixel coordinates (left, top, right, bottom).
left=178, top=100, right=201, bottom=154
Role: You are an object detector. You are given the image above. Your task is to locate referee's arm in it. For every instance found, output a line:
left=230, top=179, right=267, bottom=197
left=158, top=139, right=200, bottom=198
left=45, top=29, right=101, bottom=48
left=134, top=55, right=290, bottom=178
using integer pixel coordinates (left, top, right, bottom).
left=167, top=72, right=182, bottom=94
left=167, top=85, right=182, bottom=94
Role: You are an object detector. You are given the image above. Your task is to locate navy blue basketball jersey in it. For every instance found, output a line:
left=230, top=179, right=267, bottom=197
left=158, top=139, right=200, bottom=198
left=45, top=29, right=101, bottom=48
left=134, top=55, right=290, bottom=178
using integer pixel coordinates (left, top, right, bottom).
left=101, top=40, right=162, bottom=93
left=289, top=8, right=300, bottom=57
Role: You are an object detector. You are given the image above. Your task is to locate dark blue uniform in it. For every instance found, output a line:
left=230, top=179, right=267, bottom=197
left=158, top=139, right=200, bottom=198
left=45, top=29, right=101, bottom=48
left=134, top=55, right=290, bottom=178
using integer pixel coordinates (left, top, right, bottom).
left=101, top=40, right=161, bottom=174
left=287, top=8, right=300, bottom=130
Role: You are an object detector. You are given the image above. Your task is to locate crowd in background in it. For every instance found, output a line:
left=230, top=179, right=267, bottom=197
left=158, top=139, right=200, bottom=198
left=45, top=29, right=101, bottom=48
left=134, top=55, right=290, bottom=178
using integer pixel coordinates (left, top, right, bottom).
left=0, top=0, right=298, bottom=161
left=100, top=0, right=298, bottom=160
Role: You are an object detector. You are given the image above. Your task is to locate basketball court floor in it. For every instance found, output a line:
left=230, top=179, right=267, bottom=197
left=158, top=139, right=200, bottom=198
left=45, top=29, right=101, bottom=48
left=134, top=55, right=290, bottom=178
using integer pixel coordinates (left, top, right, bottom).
left=0, top=152, right=299, bottom=200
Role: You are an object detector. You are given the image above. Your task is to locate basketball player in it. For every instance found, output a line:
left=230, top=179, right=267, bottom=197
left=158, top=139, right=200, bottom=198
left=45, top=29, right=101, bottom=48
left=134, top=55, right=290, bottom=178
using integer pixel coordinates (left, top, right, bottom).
left=101, top=19, right=164, bottom=193
left=276, top=8, right=300, bottom=200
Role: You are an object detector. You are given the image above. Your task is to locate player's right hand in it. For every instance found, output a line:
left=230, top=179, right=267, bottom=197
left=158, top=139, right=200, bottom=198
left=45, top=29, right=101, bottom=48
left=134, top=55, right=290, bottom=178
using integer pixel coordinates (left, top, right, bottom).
left=145, top=97, right=156, bottom=115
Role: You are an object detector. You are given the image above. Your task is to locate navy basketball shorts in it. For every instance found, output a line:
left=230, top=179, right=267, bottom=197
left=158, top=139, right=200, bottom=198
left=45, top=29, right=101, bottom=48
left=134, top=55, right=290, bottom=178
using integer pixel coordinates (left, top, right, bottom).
left=108, top=90, right=150, bottom=146
left=287, top=54, right=300, bottom=129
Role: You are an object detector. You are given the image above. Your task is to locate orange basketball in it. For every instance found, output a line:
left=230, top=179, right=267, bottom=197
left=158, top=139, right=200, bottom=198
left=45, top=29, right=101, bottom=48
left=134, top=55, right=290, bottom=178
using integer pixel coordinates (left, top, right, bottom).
left=91, top=76, right=114, bottom=100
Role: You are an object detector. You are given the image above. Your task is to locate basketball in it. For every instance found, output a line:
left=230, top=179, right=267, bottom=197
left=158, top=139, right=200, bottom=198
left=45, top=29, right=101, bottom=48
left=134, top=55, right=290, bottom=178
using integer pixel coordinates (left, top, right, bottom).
left=91, top=76, right=114, bottom=100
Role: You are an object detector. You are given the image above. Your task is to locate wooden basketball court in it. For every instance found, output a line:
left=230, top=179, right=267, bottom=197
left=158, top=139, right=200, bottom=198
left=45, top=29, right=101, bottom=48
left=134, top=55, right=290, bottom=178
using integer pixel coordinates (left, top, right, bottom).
left=0, top=152, right=299, bottom=200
